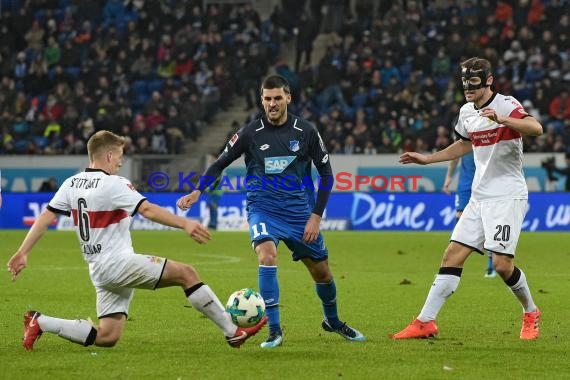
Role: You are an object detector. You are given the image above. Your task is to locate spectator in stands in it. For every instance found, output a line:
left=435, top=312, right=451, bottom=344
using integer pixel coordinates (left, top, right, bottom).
left=343, top=134, right=358, bottom=154
left=38, top=177, right=57, bottom=192
left=1, top=0, right=568, bottom=159
left=25, top=21, right=45, bottom=52
left=432, top=48, right=451, bottom=83
left=14, top=52, right=28, bottom=81
left=549, top=90, right=570, bottom=131
left=241, top=47, right=267, bottom=111
left=12, top=91, right=29, bottom=116
left=294, top=11, right=317, bottom=72
left=44, top=36, right=61, bottom=67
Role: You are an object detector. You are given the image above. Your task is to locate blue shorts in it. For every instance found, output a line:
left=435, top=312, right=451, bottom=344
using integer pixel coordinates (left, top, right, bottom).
left=455, top=191, right=471, bottom=212
left=247, top=212, right=328, bottom=262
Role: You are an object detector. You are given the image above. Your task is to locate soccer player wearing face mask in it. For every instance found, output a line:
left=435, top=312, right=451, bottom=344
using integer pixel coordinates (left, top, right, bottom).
left=392, top=57, right=543, bottom=340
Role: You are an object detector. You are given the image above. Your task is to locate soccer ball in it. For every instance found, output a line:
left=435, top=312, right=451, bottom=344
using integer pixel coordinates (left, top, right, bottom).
left=225, top=288, right=266, bottom=327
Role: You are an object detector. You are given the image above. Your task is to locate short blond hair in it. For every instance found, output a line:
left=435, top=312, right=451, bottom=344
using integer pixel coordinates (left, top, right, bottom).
left=87, top=130, right=125, bottom=162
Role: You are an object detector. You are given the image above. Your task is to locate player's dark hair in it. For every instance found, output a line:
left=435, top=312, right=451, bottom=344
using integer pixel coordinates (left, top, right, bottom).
left=460, top=57, right=492, bottom=73
left=260, top=75, right=290, bottom=95
left=87, top=130, right=125, bottom=162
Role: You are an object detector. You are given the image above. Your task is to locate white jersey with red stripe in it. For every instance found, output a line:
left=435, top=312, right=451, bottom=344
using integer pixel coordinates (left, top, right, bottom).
left=455, top=92, right=529, bottom=202
left=47, top=168, right=146, bottom=285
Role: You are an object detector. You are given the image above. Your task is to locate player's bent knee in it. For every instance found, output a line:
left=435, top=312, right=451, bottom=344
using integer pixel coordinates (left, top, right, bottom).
left=95, top=330, right=122, bottom=347
left=255, top=240, right=277, bottom=265
left=96, top=337, right=120, bottom=347
left=258, top=254, right=277, bottom=266
left=182, top=264, right=200, bottom=283
left=159, top=260, right=201, bottom=288
left=256, top=246, right=277, bottom=265
left=441, top=242, right=471, bottom=266
left=313, top=271, right=332, bottom=283
left=492, top=257, right=513, bottom=278
left=303, top=259, right=332, bottom=282
left=313, top=265, right=333, bottom=283
left=95, top=314, right=126, bottom=347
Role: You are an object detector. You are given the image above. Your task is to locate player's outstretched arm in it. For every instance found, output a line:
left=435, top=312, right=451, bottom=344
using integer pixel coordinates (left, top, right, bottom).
left=7, top=209, right=58, bottom=281
left=399, top=151, right=430, bottom=165
left=400, top=140, right=472, bottom=165
left=479, top=108, right=543, bottom=136
left=138, top=200, right=212, bottom=244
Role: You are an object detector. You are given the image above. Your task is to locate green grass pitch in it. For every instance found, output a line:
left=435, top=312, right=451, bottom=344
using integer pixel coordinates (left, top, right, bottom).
left=1, top=230, right=569, bottom=379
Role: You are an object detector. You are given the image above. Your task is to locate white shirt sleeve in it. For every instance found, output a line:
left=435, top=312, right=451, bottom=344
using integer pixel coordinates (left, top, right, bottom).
left=454, top=109, right=470, bottom=140
left=48, top=178, right=72, bottom=216
left=501, top=96, right=529, bottom=119
left=110, top=176, right=147, bottom=216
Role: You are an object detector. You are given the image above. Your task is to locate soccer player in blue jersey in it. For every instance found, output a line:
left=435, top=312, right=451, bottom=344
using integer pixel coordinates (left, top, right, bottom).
left=444, top=151, right=497, bottom=278
left=177, top=75, right=365, bottom=348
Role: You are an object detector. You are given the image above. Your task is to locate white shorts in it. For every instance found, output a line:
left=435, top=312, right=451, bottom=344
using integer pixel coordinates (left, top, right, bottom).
left=95, top=254, right=167, bottom=318
left=450, top=198, right=528, bottom=257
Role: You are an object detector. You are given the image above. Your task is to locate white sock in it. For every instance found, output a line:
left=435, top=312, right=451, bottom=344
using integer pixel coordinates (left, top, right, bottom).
left=37, top=315, right=95, bottom=345
left=507, top=268, right=536, bottom=313
left=187, top=284, right=237, bottom=336
left=418, top=274, right=461, bottom=322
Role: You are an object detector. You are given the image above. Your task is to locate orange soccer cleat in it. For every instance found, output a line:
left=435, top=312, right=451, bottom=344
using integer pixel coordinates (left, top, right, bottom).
left=390, top=319, right=438, bottom=340
left=226, top=316, right=268, bottom=348
left=520, top=308, right=541, bottom=340
left=23, top=311, right=43, bottom=351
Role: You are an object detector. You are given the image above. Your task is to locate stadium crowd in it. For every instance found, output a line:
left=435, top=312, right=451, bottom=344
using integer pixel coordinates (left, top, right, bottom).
left=0, top=0, right=279, bottom=155
left=0, top=0, right=569, bottom=156
left=281, top=0, right=570, bottom=155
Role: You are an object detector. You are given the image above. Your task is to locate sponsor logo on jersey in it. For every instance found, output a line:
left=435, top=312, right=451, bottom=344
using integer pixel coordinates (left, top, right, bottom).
left=127, top=183, right=136, bottom=191
left=260, top=144, right=270, bottom=151
left=321, top=154, right=329, bottom=164
left=228, top=134, right=239, bottom=147
left=289, top=140, right=300, bottom=152
left=264, top=156, right=296, bottom=174
left=469, top=126, right=521, bottom=147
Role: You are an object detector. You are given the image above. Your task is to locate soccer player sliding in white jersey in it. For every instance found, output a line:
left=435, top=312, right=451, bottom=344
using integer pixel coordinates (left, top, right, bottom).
left=392, top=57, right=543, bottom=340
left=7, top=130, right=266, bottom=351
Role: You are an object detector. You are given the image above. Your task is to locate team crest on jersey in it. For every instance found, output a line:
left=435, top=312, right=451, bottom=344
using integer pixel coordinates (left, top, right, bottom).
left=228, top=134, right=239, bottom=147
left=289, top=140, right=300, bottom=152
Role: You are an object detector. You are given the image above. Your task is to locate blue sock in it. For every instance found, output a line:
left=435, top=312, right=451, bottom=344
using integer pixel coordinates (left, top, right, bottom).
left=487, top=252, right=494, bottom=270
left=259, top=265, right=281, bottom=334
left=316, top=280, right=342, bottom=329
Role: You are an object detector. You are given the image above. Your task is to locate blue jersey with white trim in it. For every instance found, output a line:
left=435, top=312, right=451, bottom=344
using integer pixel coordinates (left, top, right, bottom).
left=219, top=113, right=330, bottom=217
